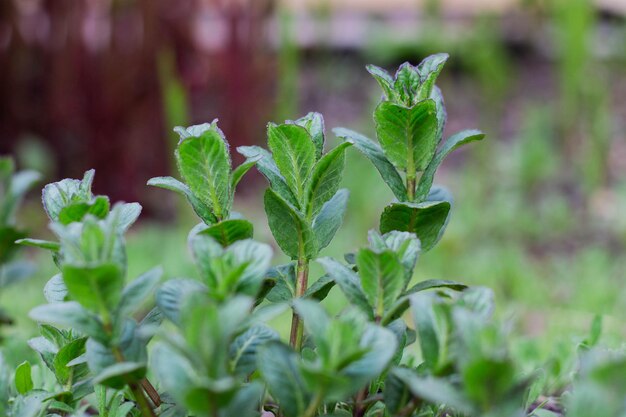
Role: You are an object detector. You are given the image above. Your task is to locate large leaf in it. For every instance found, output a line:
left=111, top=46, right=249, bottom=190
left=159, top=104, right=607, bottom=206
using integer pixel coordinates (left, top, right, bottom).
left=156, top=279, right=207, bottom=325
left=176, top=126, right=231, bottom=220
left=237, top=146, right=298, bottom=207
left=415, top=129, right=485, bottom=201
left=264, top=189, right=317, bottom=260
left=380, top=200, right=451, bottom=251
left=312, top=189, right=349, bottom=251
left=258, top=341, right=311, bottom=417
left=147, top=176, right=217, bottom=224
left=333, top=127, right=407, bottom=201
left=410, top=294, right=450, bottom=373
left=196, top=219, right=253, bottom=247
left=305, top=142, right=351, bottom=218
left=374, top=99, right=438, bottom=172
left=62, top=263, right=124, bottom=315
left=356, top=248, right=405, bottom=317
left=267, top=123, right=316, bottom=205
left=15, top=361, right=33, bottom=394
left=317, top=257, right=373, bottom=319
left=116, top=266, right=162, bottom=320
left=230, top=324, right=279, bottom=377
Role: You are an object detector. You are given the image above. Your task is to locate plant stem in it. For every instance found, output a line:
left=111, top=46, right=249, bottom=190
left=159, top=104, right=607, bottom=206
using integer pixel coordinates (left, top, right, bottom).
left=289, top=257, right=309, bottom=350
left=302, top=390, right=324, bottom=417
left=406, top=174, right=416, bottom=201
left=130, top=382, right=158, bottom=417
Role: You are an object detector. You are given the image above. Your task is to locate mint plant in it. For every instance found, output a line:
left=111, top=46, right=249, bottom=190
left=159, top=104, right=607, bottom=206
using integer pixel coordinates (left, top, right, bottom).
left=7, top=54, right=598, bottom=417
left=0, top=156, right=40, bottom=336
left=336, top=53, right=484, bottom=250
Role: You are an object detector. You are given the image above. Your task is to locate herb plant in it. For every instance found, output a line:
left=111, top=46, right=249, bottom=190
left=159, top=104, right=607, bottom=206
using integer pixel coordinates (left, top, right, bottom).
left=4, top=54, right=602, bottom=417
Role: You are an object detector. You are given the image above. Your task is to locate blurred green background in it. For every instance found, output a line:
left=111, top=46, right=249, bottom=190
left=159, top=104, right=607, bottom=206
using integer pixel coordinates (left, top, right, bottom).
left=1, top=0, right=626, bottom=371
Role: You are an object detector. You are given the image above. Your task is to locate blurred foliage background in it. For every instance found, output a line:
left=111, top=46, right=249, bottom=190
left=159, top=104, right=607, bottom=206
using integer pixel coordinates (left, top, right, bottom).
left=2, top=0, right=626, bottom=366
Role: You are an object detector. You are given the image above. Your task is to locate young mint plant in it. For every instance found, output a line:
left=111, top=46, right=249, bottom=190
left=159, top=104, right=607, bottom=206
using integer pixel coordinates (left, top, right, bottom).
left=239, top=112, right=351, bottom=350
left=335, top=54, right=485, bottom=250
left=0, top=156, right=40, bottom=337
left=148, top=120, right=260, bottom=246
left=22, top=171, right=163, bottom=417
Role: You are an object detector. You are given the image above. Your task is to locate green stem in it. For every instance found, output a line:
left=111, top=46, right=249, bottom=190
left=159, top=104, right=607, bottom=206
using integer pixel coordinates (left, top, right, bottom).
left=303, top=390, right=324, bottom=417
left=406, top=174, right=416, bottom=201
left=130, top=382, right=158, bottom=417
left=289, top=257, right=309, bottom=350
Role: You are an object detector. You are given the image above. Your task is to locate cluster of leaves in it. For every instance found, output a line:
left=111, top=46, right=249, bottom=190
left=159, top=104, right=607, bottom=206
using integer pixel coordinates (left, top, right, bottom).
left=4, top=54, right=618, bottom=417
left=0, top=157, right=40, bottom=336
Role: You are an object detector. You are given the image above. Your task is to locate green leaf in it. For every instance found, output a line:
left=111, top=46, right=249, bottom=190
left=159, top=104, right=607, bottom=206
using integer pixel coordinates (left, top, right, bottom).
left=306, top=142, right=351, bottom=218
left=293, top=112, right=325, bottom=159
left=264, top=188, right=317, bottom=259
left=317, top=257, right=373, bottom=319
left=156, top=279, right=207, bottom=325
left=368, top=230, right=421, bottom=287
left=29, top=302, right=106, bottom=342
left=42, top=171, right=94, bottom=222
left=116, top=266, right=162, bottom=319
left=415, top=129, right=485, bottom=201
left=110, top=202, right=142, bottom=233
left=431, top=86, right=447, bottom=140
left=265, top=263, right=296, bottom=302
left=312, top=189, right=349, bottom=251
left=151, top=343, right=198, bottom=406
left=62, top=263, right=124, bottom=315
left=343, top=324, right=398, bottom=386
left=147, top=176, right=217, bottom=224
left=174, top=122, right=212, bottom=139
left=237, top=146, right=299, bottom=207
left=410, top=294, right=450, bottom=373
left=57, top=196, right=110, bottom=224
left=231, top=156, right=261, bottom=192
left=15, top=238, right=60, bottom=251
left=380, top=200, right=451, bottom=251
left=393, top=63, right=422, bottom=106
left=304, top=274, right=335, bottom=301
left=333, top=127, right=407, bottom=201
left=92, top=362, right=147, bottom=389
left=416, top=53, right=449, bottom=99
left=230, top=324, right=279, bottom=376
left=196, top=219, right=253, bottom=247
left=391, top=367, right=472, bottom=414
left=53, top=337, right=87, bottom=385
left=293, top=299, right=330, bottom=342
left=15, top=361, right=33, bottom=394
left=366, top=64, right=397, bottom=101
left=374, top=99, right=439, bottom=173
left=267, top=123, right=316, bottom=205
left=0, top=226, right=25, bottom=263
left=356, top=248, right=404, bottom=317
left=176, top=125, right=231, bottom=220
left=258, top=341, right=311, bottom=417
left=43, top=274, right=67, bottom=303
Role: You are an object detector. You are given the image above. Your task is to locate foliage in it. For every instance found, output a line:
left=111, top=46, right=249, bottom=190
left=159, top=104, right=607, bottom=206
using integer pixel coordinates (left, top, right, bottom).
left=0, top=156, right=40, bottom=338
left=0, top=54, right=620, bottom=417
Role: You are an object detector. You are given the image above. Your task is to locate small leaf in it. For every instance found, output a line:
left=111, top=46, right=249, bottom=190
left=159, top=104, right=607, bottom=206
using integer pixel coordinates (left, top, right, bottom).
left=292, top=112, right=325, bottom=159
left=293, top=299, right=330, bottom=342
left=15, top=238, right=60, bottom=251
left=404, top=279, right=467, bottom=295
left=15, top=361, right=33, bottom=394
left=366, top=64, right=397, bottom=101
left=57, top=196, right=110, bottom=224
left=156, top=279, right=207, bottom=325
left=415, top=129, right=485, bottom=201
left=374, top=99, right=439, bottom=172
left=147, top=176, right=217, bottom=224
left=410, top=294, right=450, bottom=373
left=317, top=257, right=373, bottom=319
left=231, top=156, right=261, bottom=192
left=117, top=266, right=163, bottom=319
left=304, top=274, right=335, bottom=301
left=305, top=142, right=351, bottom=218
left=237, top=146, right=299, bottom=207
left=312, top=189, right=349, bottom=251
left=267, top=123, right=316, bottom=205
left=151, top=343, right=199, bottom=405
left=265, top=263, right=296, bottom=303
left=197, top=219, right=253, bottom=247
left=111, top=202, right=142, bottom=233
left=380, top=200, right=451, bottom=251
left=43, top=274, right=67, bottom=303
left=264, top=189, right=317, bottom=259
left=230, top=325, right=279, bottom=376
left=176, top=125, right=231, bottom=220
left=53, top=337, right=87, bottom=385
left=356, top=248, right=404, bottom=317
left=258, top=341, right=311, bottom=417
left=416, top=53, right=449, bottom=99
left=62, top=263, right=124, bottom=315
left=333, top=127, right=407, bottom=201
